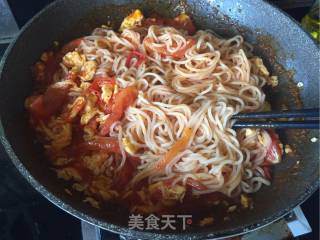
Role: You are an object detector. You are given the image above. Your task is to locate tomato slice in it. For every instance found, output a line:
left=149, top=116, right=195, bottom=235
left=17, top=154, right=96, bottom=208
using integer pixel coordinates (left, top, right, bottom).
left=29, top=85, right=69, bottom=120
left=29, top=95, right=49, bottom=120
left=43, top=85, right=70, bottom=114
left=99, top=86, right=138, bottom=136
left=264, top=130, right=283, bottom=164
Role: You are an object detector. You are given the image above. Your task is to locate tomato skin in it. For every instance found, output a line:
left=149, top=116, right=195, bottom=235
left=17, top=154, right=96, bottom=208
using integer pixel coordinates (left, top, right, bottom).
left=28, top=85, right=69, bottom=120
left=265, top=130, right=283, bottom=164
left=99, top=86, right=138, bottom=136
left=89, top=76, right=115, bottom=93
left=29, top=95, right=49, bottom=120
left=186, top=178, right=207, bottom=191
left=43, top=85, right=70, bottom=114
left=78, top=136, right=120, bottom=153
left=261, top=130, right=283, bottom=180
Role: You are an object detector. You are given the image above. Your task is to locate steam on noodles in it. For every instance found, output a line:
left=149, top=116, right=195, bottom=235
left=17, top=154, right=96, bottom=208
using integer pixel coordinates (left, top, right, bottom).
left=26, top=10, right=283, bottom=216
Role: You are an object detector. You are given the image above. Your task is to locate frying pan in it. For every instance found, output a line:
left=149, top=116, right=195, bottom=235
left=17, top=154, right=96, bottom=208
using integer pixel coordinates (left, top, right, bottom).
left=0, top=0, right=319, bottom=239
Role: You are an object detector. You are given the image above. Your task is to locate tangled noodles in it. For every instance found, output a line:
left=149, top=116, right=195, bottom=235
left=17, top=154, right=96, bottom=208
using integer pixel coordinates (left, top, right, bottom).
left=25, top=10, right=283, bottom=217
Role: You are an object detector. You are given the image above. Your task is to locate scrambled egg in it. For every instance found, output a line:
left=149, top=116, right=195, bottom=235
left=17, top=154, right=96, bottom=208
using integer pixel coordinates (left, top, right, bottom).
left=72, top=183, right=88, bottom=192
left=119, top=9, right=144, bottom=32
left=227, top=205, right=237, bottom=213
left=240, top=194, right=251, bottom=209
left=40, top=51, right=53, bottom=62
left=149, top=181, right=186, bottom=205
left=174, top=13, right=190, bottom=22
left=63, top=51, right=86, bottom=69
left=83, top=153, right=109, bottom=175
left=261, top=101, right=272, bottom=111
left=40, top=118, right=71, bottom=151
left=83, top=197, right=100, bottom=209
left=68, top=96, right=86, bottom=120
left=122, top=137, right=138, bottom=155
left=79, top=60, right=97, bottom=81
left=251, top=57, right=269, bottom=76
left=101, top=83, right=114, bottom=103
left=199, top=217, right=214, bottom=227
left=52, top=157, right=72, bottom=166
left=80, top=94, right=101, bottom=125
left=268, top=75, right=278, bottom=87
left=57, top=167, right=82, bottom=181
left=89, top=176, right=119, bottom=201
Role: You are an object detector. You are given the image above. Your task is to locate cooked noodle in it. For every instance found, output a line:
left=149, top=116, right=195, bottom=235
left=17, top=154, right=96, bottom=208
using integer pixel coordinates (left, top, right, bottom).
left=26, top=12, right=282, bottom=213
left=81, top=25, right=268, bottom=196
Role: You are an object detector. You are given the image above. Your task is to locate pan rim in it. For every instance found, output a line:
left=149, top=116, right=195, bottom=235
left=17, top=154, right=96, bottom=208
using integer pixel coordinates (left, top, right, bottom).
left=0, top=0, right=318, bottom=239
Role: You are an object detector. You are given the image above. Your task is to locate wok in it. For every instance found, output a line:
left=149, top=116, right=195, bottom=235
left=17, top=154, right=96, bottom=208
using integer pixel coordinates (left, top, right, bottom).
left=0, top=0, right=319, bottom=239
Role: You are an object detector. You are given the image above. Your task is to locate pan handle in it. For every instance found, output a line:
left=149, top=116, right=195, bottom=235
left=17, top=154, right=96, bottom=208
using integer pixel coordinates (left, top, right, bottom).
left=81, top=221, right=139, bottom=240
left=81, top=221, right=101, bottom=240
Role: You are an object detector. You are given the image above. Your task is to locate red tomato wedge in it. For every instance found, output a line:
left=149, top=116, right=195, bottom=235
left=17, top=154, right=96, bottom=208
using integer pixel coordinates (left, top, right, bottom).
left=43, top=85, right=70, bottom=113
left=264, top=130, right=283, bottom=164
left=99, top=86, right=138, bottom=136
left=29, top=85, right=69, bottom=120
left=154, top=127, right=192, bottom=171
left=186, top=178, right=208, bottom=191
left=78, top=136, right=120, bottom=153
left=29, top=95, right=48, bottom=120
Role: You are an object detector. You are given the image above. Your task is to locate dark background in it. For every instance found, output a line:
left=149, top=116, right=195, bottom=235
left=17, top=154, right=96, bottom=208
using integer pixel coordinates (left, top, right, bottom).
left=0, top=0, right=319, bottom=240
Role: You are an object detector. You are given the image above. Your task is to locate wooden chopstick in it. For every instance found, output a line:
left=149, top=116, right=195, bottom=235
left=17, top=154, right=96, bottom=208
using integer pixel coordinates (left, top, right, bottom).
left=233, top=120, right=319, bottom=129
left=232, top=108, right=319, bottom=120
left=232, top=108, right=320, bottom=129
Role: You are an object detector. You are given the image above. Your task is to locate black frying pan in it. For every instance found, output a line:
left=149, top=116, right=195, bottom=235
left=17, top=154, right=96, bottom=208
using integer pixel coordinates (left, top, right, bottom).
left=0, top=0, right=319, bottom=239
